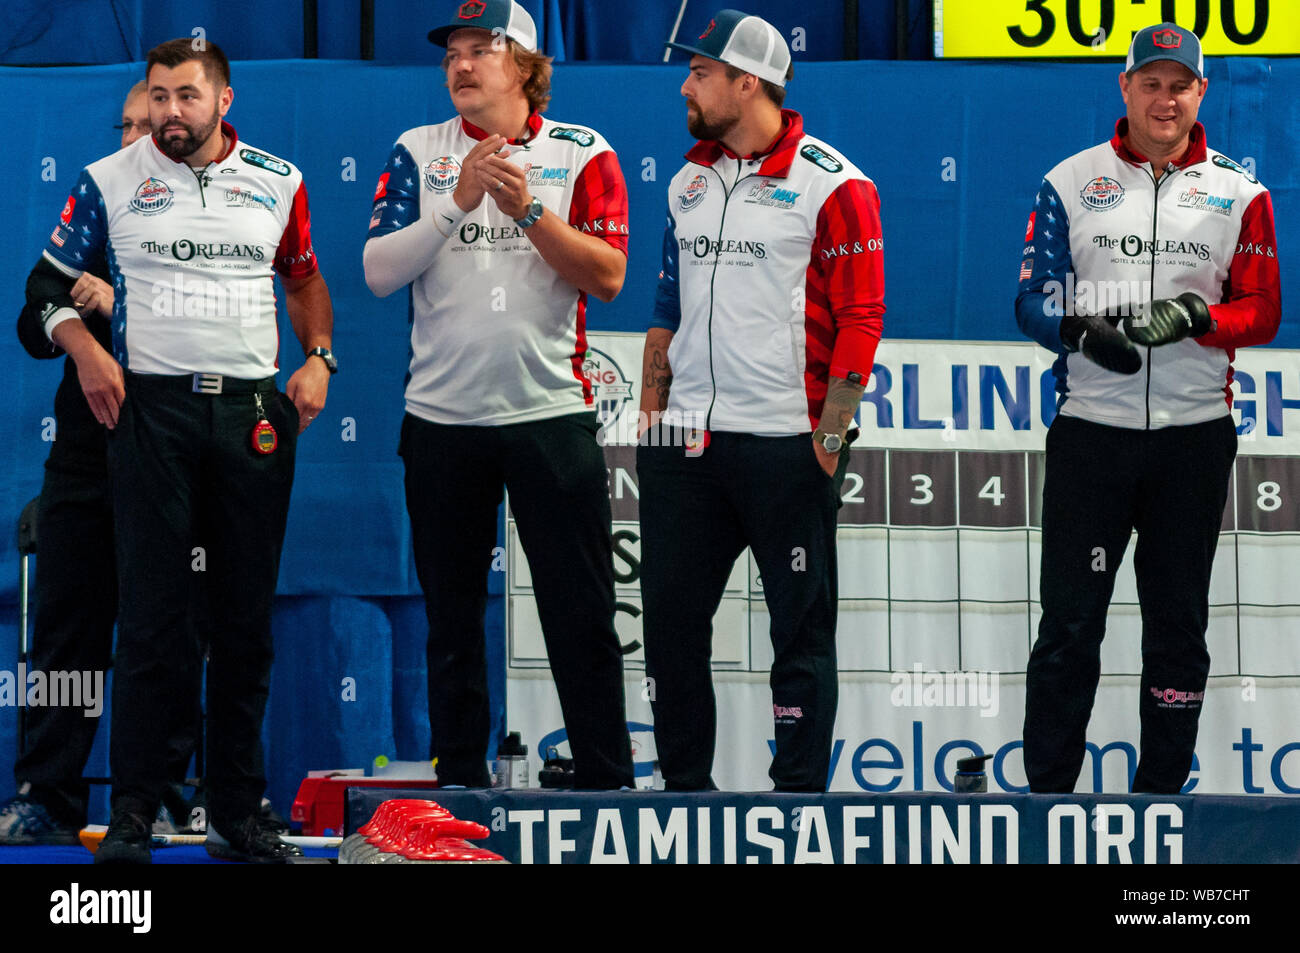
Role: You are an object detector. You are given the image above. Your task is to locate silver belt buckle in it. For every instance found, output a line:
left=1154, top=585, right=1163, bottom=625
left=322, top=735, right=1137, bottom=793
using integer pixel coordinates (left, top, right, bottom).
left=192, top=373, right=223, bottom=394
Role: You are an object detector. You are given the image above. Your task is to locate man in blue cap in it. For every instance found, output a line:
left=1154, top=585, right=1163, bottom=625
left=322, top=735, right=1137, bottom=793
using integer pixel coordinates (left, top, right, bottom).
left=1016, top=23, right=1280, bottom=793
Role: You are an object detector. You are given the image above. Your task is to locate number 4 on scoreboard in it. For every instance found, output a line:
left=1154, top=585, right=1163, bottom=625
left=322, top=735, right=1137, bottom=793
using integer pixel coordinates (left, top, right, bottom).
left=979, top=475, right=1005, bottom=507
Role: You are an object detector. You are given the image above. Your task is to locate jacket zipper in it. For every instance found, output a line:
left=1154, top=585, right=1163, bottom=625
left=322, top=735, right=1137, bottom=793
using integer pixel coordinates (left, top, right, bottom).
left=1142, top=164, right=1179, bottom=430
left=702, top=159, right=755, bottom=433
left=190, top=165, right=210, bottom=207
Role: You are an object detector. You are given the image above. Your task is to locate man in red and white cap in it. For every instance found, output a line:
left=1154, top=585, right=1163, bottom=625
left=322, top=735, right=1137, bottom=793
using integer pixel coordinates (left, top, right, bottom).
left=364, top=0, right=635, bottom=790
left=639, top=9, right=886, bottom=792
left=1016, top=23, right=1280, bottom=793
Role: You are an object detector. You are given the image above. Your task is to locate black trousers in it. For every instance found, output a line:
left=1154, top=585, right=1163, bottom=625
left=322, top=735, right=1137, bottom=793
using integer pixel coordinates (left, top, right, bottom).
left=399, top=410, right=633, bottom=789
left=1024, top=413, right=1236, bottom=794
left=638, top=429, right=847, bottom=792
left=107, top=373, right=297, bottom=827
left=16, top=461, right=116, bottom=826
left=17, top=433, right=198, bottom=827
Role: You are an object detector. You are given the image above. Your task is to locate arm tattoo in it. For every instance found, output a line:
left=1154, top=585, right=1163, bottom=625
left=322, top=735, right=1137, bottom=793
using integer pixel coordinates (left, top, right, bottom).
left=640, top=328, right=674, bottom=413
left=817, top=375, right=866, bottom=435
left=649, top=349, right=672, bottom=406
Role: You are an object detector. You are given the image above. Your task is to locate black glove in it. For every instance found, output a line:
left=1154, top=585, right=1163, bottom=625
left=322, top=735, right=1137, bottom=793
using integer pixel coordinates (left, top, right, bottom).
left=1059, top=312, right=1142, bottom=375
left=1123, top=292, right=1213, bottom=347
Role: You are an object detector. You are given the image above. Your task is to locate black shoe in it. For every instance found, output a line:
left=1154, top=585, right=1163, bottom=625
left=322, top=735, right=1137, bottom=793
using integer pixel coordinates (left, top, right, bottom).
left=206, top=816, right=302, bottom=864
left=258, top=797, right=291, bottom=835
left=94, top=812, right=153, bottom=865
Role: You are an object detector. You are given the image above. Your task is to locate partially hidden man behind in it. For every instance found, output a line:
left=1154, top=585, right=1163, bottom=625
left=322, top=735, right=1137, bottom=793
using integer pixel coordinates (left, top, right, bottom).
left=364, top=0, right=634, bottom=789
left=640, top=9, right=885, bottom=791
left=2, top=83, right=196, bottom=845
left=1016, top=23, right=1280, bottom=793
left=24, top=38, right=336, bottom=862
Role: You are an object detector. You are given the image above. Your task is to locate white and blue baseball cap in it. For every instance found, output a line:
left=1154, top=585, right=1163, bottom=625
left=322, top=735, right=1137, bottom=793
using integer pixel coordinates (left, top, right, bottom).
left=1126, top=22, right=1204, bottom=79
left=428, top=0, right=539, bottom=53
left=666, top=9, right=791, bottom=87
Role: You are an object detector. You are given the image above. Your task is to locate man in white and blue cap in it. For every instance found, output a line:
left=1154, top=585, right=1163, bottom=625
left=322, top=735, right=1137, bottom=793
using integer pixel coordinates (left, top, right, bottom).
left=1016, top=23, right=1281, bottom=794
left=639, top=9, right=886, bottom=792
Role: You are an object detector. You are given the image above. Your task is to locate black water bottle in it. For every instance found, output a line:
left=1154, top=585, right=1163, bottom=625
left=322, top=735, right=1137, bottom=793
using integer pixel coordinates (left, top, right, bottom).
left=954, top=754, right=994, bottom=792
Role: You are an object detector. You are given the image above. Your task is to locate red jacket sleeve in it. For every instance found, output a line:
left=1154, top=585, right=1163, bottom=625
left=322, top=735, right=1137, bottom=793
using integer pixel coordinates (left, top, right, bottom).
left=1198, top=191, right=1280, bottom=351
left=810, top=178, right=885, bottom=382
left=274, top=181, right=320, bottom=280
left=568, top=150, right=630, bottom=256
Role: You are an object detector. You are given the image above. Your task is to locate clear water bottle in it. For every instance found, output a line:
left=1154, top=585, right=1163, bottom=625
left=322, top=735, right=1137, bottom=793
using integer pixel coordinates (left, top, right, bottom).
left=493, top=731, right=529, bottom=789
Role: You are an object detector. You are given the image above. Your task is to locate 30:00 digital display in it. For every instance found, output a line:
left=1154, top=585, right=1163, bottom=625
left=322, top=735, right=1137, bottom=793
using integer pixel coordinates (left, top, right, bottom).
left=935, top=0, right=1299, bottom=58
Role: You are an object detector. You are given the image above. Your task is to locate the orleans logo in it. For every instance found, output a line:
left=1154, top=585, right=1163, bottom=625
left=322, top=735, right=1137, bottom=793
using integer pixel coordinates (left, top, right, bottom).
left=459, top=222, right=525, bottom=244
left=140, top=239, right=266, bottom=262
left=1092, top=233, right=1212, bottom=261
left=679, top=235, right=767, bottom=259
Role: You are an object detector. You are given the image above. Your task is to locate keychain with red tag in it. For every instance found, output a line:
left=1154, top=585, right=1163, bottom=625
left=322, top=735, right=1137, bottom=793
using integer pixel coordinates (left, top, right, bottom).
left=251, top=392, right=278, bottom=455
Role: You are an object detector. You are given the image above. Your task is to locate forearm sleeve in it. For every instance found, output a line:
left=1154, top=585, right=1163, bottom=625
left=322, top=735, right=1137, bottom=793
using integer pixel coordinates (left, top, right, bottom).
left=22, top=255, right=79, bottom=353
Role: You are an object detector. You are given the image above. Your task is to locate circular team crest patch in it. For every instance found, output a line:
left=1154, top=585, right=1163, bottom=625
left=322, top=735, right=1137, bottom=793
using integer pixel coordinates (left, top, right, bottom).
left=130, top=177, right=174, bottom=215
left=678, top=174, right=709, bottom=212
left=1079, top=176, right=1125, bottom=211
left=423, top=156, right=461, bottom=193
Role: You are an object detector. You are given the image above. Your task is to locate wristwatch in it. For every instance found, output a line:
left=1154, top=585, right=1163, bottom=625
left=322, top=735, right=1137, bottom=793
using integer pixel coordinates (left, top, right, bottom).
left=814, top=429, right=844, bottom=454
left=515, top=197, right=544, bottom=229
left=307, top=346, right=338, bottom=374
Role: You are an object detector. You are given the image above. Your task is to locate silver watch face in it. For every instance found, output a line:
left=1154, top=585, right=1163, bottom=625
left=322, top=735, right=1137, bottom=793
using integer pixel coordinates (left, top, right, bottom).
left=821, top=433, right=843, bottom=453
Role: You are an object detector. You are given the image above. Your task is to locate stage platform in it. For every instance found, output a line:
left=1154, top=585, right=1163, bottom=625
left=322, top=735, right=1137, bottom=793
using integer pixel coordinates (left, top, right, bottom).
left=0, top=845, right=336, bottom=864
left=348, top=788, right=1300, bottom=864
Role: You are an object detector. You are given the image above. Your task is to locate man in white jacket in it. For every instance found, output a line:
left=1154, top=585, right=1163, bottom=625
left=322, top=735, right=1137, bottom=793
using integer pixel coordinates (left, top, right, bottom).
left=363, top=0, right=634, bottom=790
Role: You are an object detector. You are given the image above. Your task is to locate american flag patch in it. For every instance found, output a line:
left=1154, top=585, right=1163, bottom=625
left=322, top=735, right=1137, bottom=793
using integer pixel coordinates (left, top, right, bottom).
left=1019, top=258, right=1033, bottom=281
left=50, top=227, right=65, bottom=248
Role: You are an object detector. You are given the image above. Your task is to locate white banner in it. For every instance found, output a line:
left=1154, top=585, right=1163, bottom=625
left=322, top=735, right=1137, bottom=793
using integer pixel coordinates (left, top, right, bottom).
left=503, top=333, right=1300, bottom=795
left=507, top=672, right=1300, bottom=796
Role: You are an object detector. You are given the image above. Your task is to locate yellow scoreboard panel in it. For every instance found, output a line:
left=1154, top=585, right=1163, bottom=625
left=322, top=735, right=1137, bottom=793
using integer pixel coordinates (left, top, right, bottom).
left=935, top=0, right=1300, bottom=58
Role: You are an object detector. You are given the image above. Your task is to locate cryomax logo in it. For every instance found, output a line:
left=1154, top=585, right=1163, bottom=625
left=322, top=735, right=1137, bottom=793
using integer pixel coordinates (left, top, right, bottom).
left=49, top=883, right=151, bottom=933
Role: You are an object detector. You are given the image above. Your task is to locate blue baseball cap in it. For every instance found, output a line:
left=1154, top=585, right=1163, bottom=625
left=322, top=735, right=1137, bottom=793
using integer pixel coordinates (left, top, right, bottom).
left=428, top=0, right=539, bottom=52
left=1126, top=22, right=1204, bottom=79
left=666, top=9, right=791, bottom=87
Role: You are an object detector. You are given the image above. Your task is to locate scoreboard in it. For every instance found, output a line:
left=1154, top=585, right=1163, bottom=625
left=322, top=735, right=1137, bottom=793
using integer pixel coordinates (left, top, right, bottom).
left=934, top=0, right=1300, bottom=59
left=506, top=335, right=1300, bottom=682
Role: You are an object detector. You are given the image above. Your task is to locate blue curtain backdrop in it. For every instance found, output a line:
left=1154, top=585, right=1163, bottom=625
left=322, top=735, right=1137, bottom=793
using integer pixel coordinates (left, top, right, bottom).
left=0, top=0, right=929, bottom=65
left=0, top=54, right=1295, bottom=818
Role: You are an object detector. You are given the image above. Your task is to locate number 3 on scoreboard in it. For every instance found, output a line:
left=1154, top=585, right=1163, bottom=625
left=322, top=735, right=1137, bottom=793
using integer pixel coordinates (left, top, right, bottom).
left=910, top=473, right=934, bottom=505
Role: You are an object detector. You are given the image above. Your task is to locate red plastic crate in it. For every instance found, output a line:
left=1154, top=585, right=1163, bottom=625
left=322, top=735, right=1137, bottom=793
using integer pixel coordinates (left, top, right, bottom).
left=291, top=776, right=441, bottom=836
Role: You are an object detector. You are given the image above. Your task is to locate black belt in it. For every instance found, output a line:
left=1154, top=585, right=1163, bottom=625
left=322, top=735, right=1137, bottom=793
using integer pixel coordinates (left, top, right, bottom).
left=125, top=371, right=276, bottom=395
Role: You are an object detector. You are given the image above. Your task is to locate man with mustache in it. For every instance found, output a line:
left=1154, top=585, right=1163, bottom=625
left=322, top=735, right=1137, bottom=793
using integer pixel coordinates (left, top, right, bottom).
left=22, top=38, right=335, bottom=862
left=364, top=0, right=634, bottom=790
